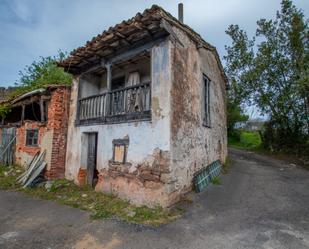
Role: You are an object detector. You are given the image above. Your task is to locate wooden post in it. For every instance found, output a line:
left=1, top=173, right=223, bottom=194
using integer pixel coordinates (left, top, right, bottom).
left=106, top=63, right=112, bottom=91
left=21, top=104, right=25, bottom=124
left=105, top=63, right=112, bottom=115
left=40, top=97, right=45, bottom=122
left=76, top=76, right=82, bottom=125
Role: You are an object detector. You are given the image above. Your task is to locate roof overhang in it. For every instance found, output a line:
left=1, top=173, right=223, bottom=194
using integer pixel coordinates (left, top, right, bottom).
left=57, top=5, right=228, bottom=85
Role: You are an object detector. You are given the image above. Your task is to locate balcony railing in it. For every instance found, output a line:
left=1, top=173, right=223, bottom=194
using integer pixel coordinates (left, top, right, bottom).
left=78, top=82, right=151, bottom=125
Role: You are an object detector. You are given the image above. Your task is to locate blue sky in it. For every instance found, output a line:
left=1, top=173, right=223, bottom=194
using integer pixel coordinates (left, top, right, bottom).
left=0, top=0, right=308, bottom=88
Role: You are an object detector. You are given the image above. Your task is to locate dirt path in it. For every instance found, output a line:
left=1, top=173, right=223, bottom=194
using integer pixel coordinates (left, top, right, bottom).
left=0, top=148, right=308, bottom=249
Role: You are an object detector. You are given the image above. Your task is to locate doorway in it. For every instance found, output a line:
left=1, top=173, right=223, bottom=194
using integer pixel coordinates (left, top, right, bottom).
left=86, top=132, right=98, bottom=187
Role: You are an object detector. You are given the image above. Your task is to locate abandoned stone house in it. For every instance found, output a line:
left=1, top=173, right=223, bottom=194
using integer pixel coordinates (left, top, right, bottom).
left=0, top=86, right=70, bottom=179
left=58, top=5, right=228, bottom=207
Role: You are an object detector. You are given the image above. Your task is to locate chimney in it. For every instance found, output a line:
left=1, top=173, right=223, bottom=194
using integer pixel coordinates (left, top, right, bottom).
left=178, top=3, right=184, bottom=23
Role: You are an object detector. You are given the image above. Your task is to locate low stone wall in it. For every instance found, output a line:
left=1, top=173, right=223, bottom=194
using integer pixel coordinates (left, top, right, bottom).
left=94, top=149, right=177, bottom=207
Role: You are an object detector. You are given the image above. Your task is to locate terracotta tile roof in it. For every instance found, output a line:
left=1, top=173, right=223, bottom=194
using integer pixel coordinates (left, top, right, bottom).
left=58, top=5, right=227, bottom=83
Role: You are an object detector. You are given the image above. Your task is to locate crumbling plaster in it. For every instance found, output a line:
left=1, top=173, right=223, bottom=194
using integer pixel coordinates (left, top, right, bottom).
left=169, top=26, right=227, bottom=194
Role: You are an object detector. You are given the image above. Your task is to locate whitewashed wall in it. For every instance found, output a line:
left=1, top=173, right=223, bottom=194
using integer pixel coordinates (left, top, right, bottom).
left=65, top=39, right=172, bottom=182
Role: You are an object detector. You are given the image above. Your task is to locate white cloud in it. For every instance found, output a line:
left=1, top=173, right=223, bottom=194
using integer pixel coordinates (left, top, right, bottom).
left=0, top=0, right=308, bottom=87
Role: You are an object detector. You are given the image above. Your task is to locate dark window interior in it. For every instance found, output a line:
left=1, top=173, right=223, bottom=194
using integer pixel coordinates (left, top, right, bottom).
left=4, top=106, right=22, bottom=123
left=111, top=76, right=125, bottom=90
left=26, top=129, right=39, bottom=146
left=204, top=75, right=211, bottom=127
left=24, top=102, right=41, bottom=121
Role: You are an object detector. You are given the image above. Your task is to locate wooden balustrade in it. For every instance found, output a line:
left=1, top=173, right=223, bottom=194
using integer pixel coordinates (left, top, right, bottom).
left=78, top=82, right=151, bottom=124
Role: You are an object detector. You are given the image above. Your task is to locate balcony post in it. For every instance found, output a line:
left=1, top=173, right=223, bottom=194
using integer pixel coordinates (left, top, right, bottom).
left=105, top=63, right=112, bottom=115
left=106, top=63, right=112, bottom=91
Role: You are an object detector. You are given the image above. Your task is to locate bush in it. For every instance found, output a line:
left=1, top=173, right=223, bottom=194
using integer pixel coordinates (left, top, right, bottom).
left=228, top=130, right=262, bottom=149
left=239, top=131, right=262, bottom=149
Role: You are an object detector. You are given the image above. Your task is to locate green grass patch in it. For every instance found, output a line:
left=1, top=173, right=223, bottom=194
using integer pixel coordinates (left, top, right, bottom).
left=228, top=131, right=262, bottom=150
left=0, top=165, right=183, bottom=226
left=211, top=176, right=221, bottom=185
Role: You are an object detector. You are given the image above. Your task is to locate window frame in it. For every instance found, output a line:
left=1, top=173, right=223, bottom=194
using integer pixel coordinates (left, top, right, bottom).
left=203, top=74, right=211, bottom=128
left=25, top=129, right=39, bottom=147
left=112, top=138, right=129, bottom=164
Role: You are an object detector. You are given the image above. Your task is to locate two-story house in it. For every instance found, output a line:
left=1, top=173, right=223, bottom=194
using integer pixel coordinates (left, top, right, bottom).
left=58, top=5, right=228, bottom=207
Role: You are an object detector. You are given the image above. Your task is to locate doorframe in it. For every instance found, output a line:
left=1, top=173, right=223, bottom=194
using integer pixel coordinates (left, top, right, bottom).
left=84, top=132, right=98, bottom=187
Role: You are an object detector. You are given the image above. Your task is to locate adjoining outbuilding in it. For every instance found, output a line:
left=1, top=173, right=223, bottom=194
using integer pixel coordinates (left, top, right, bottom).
left=0, top=85, right=70, bottom=179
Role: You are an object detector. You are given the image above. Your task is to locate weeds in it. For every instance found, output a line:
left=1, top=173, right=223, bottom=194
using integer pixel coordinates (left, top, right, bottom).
left=211, top=176, right=221, bottom=185
left=0, top=165, right=183, bottom=226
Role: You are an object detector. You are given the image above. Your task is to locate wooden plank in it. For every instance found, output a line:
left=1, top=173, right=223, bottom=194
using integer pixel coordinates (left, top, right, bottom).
left=23, top=161, right=47, bottom=188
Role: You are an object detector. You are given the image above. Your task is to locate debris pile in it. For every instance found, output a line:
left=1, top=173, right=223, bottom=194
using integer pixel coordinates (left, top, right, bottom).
left=16, top=150, right=47, bottom=188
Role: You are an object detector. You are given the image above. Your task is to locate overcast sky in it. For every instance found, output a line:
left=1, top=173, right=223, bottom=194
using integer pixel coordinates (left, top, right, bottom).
left=0, top=0, right=308, bottom=88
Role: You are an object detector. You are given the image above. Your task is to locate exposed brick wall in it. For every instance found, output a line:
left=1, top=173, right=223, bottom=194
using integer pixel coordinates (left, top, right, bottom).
left=15, top=122, right=47, bottom=165
left=10, top=86, right=70, bottom=180
left=45, top=87, right=70, bottom=179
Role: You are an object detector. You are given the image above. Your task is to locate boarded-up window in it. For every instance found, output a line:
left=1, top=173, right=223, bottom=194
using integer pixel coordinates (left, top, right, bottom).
left=112, top=138, right=129, bottom=163
left=26, top=129, right=39, bottom=146
left=203, top=75, right=211, bottom=127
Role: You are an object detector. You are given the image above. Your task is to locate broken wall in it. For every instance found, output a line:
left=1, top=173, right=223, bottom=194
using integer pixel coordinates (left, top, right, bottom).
left=14, top=87, right=70, bottom=179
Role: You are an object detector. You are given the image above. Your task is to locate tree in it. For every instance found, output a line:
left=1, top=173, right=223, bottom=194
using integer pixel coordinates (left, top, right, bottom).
left=0, top=51, right=72, bottom=118
left=10, top=51, right=72, bottom=99
left=224, top=0, right=308, bottom=153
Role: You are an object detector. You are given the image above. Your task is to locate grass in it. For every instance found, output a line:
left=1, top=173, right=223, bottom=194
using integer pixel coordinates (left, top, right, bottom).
left=222, top=156, right=231, bottom=174
left=211, top=176, right=221, bottom=185
left=228, top=131, right=262, bottom=150
left=228, top=130, right=309, bottom=170
left=0, top=165, right=183, bottom=226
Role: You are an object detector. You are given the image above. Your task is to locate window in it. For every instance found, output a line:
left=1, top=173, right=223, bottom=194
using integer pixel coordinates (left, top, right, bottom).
left=112, top=138, right=129, bottom=163
left=26, top=129, right=39, bottom=146
left=203, top=75, right=211, bottom=127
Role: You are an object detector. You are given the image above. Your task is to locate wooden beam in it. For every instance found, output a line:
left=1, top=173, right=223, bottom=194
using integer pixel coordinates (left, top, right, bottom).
left=160, top=19, right=184, bottom=47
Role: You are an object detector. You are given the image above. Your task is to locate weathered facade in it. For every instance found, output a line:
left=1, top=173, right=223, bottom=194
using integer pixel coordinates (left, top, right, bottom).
left=0, top=86, right=70, bottom=179
left=59, top=5, right=227, bottom=207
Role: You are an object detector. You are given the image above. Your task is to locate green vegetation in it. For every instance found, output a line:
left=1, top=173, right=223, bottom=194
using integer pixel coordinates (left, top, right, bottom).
left=0, top=104, right=12, bottom=119
left=224, top=0, right=309, bottom=157
left=211, top=176, right=221, bottom=185
left=0, top=51, right=72, bottom=118
left=0, top=165, right=183, bottom=226
left=229, top=130, right=262, bottom=150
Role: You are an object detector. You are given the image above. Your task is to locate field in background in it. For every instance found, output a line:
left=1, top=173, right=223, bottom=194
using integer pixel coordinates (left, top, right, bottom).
left=228, top=131, right=262, bottom=150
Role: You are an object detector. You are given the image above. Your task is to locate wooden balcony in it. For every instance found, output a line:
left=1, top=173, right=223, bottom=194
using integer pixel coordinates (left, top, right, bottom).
left=77, top=82, right=151, bottom=125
